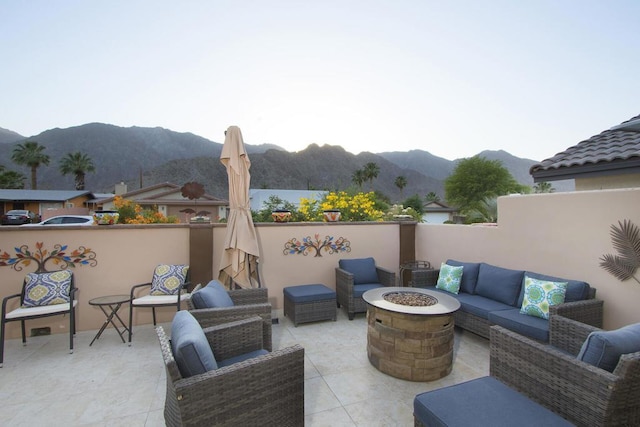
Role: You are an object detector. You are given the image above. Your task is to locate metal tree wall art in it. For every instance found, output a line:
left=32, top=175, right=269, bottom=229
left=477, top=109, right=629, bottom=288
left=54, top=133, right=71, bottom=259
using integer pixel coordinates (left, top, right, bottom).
left=283, top=234, right=351, bottom=257
left=0, top=242, right=98, bottom=273
left=599, top=219, right=640, bottom=285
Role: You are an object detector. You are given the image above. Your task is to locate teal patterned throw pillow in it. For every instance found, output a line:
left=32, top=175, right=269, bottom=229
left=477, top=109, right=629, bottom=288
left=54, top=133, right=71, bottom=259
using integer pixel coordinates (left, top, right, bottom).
left=150, top=264, right=189, bottom=295
left=520, top=276, right=568, bottom=319
left=22, top=270, right=73, bottom=307
left=436, top=263, right=463, bottom=294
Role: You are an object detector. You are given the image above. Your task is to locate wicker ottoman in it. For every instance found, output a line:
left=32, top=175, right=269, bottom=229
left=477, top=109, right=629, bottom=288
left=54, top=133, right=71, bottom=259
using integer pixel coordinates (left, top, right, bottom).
left=283, top=284, right=337, bottom=326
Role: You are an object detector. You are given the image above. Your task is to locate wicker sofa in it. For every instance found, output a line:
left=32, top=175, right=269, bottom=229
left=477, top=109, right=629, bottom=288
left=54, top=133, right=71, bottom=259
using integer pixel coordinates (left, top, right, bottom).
left=489, top=317, right=640, bottom=426
left=430, top=260, right=603, bottom=341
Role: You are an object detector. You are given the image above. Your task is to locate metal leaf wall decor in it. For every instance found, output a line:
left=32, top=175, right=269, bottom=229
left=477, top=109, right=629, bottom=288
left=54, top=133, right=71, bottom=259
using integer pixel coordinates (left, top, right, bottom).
left=0, top=242, right=98, bottom=273
left=599, top=219, right=640, bottom=285
left=283, top=234, right=351, bottom=257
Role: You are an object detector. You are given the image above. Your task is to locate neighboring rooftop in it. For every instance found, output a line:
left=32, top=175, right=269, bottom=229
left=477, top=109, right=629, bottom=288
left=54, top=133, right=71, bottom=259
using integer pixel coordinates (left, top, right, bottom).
left=530, top=114, right=640, bottom=184
left=0, top=189, right=94, bottom=202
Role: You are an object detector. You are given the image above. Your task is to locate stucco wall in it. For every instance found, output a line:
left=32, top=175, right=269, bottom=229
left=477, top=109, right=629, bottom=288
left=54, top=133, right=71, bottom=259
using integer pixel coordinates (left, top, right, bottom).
left=416, top=188, right=640, bottom=329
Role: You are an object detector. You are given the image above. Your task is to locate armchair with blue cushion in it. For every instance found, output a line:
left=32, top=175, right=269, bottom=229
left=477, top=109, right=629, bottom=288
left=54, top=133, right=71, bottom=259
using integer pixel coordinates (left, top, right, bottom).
left=186, top=279, right=272, bottom=351
left=156, top=311, right=304, bottom=426
left=335, top=257, right=395, bottom=320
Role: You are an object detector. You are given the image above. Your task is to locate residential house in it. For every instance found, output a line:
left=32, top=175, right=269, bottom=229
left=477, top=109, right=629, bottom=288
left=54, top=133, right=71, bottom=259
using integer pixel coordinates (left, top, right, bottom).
left=530, top=114, right=640, bottom=190
left=422, top=200, right=460, bottom=224
left=0, top=189, right=110, bottom=219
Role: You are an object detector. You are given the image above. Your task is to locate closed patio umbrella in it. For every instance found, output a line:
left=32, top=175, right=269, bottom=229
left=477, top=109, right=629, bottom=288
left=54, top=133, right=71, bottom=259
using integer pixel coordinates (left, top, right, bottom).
left=218, top=126, right=261, bottom=289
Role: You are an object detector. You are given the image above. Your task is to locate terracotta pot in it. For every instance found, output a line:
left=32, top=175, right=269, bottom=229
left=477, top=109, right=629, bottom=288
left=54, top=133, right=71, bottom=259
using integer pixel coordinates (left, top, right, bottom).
left=93, top=210, right=119, bottom=225
left=271, top=210, right=292, bottom=222
left=323, top=210, right=341, bottom=222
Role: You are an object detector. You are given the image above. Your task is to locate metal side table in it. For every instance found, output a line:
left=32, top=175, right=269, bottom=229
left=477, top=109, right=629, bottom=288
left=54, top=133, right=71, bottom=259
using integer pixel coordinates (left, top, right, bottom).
left=88, top=294, right=131, bottom=346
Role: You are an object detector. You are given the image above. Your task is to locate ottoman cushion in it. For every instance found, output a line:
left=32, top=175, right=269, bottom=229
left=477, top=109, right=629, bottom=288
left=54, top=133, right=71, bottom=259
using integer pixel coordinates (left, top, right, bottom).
left=284, top=284, right=336, bottom=303
left=414, top=376, right=573, bottom=426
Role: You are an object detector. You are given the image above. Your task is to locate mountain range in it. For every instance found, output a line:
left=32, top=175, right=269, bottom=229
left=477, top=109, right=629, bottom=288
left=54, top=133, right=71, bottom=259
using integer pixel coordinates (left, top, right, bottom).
left=0, top=123, right=572, bottom=201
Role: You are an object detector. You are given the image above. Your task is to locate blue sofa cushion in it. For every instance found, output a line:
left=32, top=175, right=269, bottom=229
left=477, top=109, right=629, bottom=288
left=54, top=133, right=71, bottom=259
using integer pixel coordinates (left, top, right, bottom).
left=284, top=284, right=336, bottom=303
left=353, top=283, right=383, bottom=298
left=218, top=349, right=270, bottom=368
left=443, top=293, right=513, bottom=320
left=414, top=376, right=574, bottom=427
left=446, top=259, right=481, bottom=294
left=339, top=257, right=379, bottom=285
left=191, top=280, right=234, bottom=309
left=475, top=263, right=524, bottom=306
left=171, top=311, right=218, bottom=377
left=519, top=271, right=590, bottom=305
left=489, top=309, right=550, bottom=342
left=577, top=323, right=640, bottom=372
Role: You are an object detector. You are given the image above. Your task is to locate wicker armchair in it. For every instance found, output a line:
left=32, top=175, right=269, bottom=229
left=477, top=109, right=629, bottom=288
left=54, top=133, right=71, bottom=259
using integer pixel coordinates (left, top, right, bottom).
left=490, top=316, right=640, bottom=426
left=156, top=316, right=304, bottom=427
left=335, top=257, right=395, bottom=320
left=186, top=286, right=272, bottom=351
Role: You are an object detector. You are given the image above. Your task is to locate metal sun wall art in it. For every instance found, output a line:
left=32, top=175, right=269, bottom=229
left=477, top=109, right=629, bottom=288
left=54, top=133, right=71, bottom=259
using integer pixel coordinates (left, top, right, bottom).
left=0, top=242, right=98, bottom=273
left=284, top=234, right=351, bottom=257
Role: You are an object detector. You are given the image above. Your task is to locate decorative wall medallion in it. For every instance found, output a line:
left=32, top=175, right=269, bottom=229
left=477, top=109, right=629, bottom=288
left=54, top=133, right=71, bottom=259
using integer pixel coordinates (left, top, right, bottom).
left=283, top=234, right=351, bottom=257
left=0, top=242, right=98, bottom=273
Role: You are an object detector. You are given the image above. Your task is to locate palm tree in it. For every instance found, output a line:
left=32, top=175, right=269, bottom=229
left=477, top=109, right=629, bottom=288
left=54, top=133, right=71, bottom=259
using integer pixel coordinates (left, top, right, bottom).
left=59, top=151, right=96, bottom=190
left=425, top=192, right=440, bottom=202
left=0, top=165, right=26, bottom=189
left=533, top=181, right=555, bottom=193
left=11, top=140, right=50, bottom=189
left=394, top=176, right=407, bottom=199
left=363, top=162, right=380, bottom=190
left=351, top=169, right=366, bottom=189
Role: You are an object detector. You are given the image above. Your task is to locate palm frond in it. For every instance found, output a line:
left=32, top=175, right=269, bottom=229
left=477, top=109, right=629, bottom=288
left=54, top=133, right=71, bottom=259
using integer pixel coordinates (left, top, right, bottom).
left=610, top=219, right=640, bottom=266
left=599, top=254, right=636, bottom=281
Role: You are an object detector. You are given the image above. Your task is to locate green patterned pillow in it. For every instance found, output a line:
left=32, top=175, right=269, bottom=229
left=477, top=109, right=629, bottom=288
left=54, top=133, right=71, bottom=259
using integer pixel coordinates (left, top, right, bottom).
left=22, top=270, right=73, bottom=307
left=436, top=263, right=463, bottom=294
left=150, top=264, right=189, bottom=295
left=520, top=276, right=568, bottom=319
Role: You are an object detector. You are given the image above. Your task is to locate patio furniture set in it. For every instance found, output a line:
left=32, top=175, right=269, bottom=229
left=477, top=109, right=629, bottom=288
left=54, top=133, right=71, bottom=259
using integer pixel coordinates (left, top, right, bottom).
left=2, top=259, right=639, bottom=426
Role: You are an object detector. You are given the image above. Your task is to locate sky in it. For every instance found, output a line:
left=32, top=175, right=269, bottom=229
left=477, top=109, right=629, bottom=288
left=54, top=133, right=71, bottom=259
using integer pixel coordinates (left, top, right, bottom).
left=1, top=0, right=639, bottom=162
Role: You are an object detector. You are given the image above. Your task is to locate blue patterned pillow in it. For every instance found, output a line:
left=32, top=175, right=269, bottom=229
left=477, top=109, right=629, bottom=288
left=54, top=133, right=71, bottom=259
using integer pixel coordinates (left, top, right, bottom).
left=22, top=270, right=73, bottom=307
left=436, top=263, right=463, bottom=294
left=150, top=264, right=189, bottom=295
left=520, top=276, right=567, bottom=319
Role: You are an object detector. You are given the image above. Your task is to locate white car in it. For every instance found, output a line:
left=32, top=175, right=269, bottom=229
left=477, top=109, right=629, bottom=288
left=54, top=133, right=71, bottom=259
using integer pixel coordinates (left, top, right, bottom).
left=22, top=215, right=95, bottom=226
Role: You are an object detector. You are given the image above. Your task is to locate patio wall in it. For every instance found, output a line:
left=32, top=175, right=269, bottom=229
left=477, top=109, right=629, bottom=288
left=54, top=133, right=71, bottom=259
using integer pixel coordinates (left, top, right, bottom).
left=2, top=187, right=639, bottom=339
left=416, top=187, right=640, bottom=330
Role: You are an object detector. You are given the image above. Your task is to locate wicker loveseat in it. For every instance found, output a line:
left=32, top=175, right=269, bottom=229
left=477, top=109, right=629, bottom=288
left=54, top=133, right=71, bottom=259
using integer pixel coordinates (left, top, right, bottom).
left=490, top=316, right=640, bottom=426
left=430, top=260, right=603, bottom=341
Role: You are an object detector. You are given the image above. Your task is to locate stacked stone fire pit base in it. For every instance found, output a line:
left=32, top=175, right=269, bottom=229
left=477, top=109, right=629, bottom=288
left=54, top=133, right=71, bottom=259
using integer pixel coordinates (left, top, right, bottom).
left=363, top=287, right=460, bottom=382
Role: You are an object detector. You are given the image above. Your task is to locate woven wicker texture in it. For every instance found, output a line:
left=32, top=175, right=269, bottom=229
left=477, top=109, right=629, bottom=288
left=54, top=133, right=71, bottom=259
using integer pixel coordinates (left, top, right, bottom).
left=490, top=316, right=640, bottom=426
left=156, top=316, right=304, bottom=426
left=336, top=265, right=395, bottom=320
left=187, top=287, right=272, bottom=351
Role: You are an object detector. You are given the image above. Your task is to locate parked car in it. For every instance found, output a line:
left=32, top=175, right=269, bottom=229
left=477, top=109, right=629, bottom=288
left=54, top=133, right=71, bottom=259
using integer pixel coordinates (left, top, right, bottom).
left=1, top=210, right=39, bottom=225
left=22, top=215, right=95, bottom=227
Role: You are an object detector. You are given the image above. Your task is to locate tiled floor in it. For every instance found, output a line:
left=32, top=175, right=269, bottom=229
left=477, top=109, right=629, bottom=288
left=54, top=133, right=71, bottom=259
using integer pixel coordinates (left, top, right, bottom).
left=0, top=310, right=489, bottom=426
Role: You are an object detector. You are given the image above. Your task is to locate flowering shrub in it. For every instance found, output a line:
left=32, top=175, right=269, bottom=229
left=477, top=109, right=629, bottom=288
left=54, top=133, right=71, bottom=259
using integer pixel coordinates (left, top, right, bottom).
left=384, top=204, right=422, bottom=222
left=113, top=196, right=179, bottom=224
left=299, top=191, right=385, bottom=222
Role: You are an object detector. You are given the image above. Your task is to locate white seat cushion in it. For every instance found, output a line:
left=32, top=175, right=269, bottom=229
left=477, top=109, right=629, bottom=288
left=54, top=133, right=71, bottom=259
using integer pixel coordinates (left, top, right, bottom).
left=132, top=294, right=191, bottom=306
left=5, top=300, right=77, bottom=319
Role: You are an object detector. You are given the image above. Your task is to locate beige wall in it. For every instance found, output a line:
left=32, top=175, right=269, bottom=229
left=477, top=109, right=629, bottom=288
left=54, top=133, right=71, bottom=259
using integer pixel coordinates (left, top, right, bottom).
left=576, top=173, right=640, bottom=191
left=416, top=188, right=640, bottom=329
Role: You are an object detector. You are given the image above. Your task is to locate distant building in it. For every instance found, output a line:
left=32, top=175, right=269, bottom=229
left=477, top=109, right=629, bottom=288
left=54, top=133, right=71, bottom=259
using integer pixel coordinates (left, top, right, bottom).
left=422, top=200, right=459, bottom=224
left=530, top=114, right=640, bottom=190
left=249, top=189, right=328, bottom=211
left=0, top=189, right=107, bottom=219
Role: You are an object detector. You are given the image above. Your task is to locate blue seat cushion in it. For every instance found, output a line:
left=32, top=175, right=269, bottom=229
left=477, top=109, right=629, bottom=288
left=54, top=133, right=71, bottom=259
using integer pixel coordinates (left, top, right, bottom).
left=446, top=260, right=481, bottom=294
left=489, top=308, right=550, bottom=342
left=191, top=280, right=234, bottom=309
left=452, top=293, right=514, bottom=320
left=284, top=284, right=336, bottom=303
left=353, top=283, right=383, bottom=298
left=519, top=272, right=590, bottom=305
left=218, top=349, right=270, bottom=368
left=414, top=376, right=574, bottom=427
left=171, top=311, right=218, bottom=377
left=475, top=263, right=524, bottom=306
left=339, top=257, right=379, bottom=285
left=577, top=323, right=640, bottom=372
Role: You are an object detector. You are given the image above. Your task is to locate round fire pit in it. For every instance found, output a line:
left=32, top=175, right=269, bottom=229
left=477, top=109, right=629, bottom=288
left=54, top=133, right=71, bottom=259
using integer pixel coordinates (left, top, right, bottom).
left=363, top=287, right=461, bottom=382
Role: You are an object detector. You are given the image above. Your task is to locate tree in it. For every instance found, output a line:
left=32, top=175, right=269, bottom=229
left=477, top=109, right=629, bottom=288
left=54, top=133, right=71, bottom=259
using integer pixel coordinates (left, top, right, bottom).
left=467, top=197, right=498, bottom=223
left=11, top=140, right=50, bottom=189
left=444, top=156, right=524, bottom=214
left=59, top=151, right=96, bottom=190
left=425, top=192, right=440, bottom=202
left=363, top=162, right=380, bottom=190
left=351, top=169, right=365, bottom=189
left=403, top=194, right=424, bottom=216
left=0, top=165, right=26, bottom=189
left=394, top=176, right=407, bottom=199
left=533, top=181, right=555, bottom=193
